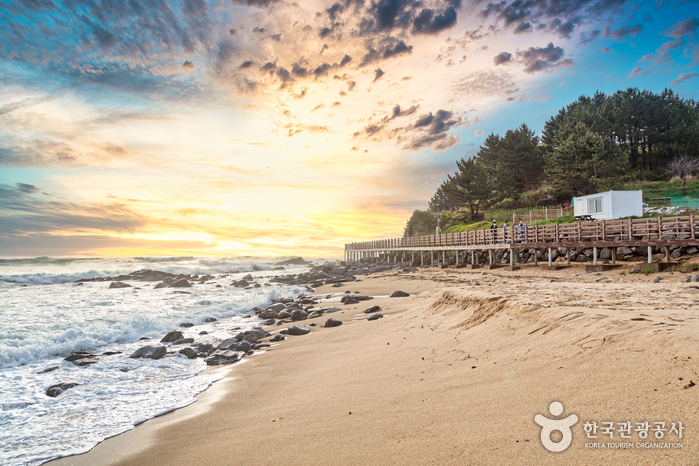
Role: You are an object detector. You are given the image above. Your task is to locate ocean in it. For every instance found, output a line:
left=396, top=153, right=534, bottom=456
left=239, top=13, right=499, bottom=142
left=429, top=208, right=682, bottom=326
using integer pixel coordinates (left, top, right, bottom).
left=0, top=256, right=311, bottom=465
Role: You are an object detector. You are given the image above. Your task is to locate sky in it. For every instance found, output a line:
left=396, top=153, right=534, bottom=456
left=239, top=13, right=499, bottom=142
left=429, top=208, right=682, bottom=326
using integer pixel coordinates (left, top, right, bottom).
left=0, top=0, right=697, bottom=259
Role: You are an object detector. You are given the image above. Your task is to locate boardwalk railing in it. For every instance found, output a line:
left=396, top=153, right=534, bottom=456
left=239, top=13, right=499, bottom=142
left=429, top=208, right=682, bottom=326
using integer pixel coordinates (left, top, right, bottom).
left=346, top=215, right=698, bottom=252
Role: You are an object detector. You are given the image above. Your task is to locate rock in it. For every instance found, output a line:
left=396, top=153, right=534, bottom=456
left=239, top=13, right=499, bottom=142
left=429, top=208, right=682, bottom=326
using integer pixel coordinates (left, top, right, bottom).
left=38, top=365, right=59, bottom=374
left=219, top=339, right=252, bottom=352
left=102, top=351, right=122, bottom=356
left=205, top=350, right=243, bottom=366
left=178, top=347, right=198, bottom=359
left=254, top=343, right=271, bottom=349
left=252, top=265, right=264, bottom=272
left=263, top=318, right=276, bottom=326
left=367, top=313, right=384, bottom=321
left=270, top=334, right=285, bottom=342
left=324, top=318, right=343, bottom=328
left=75, top=357, right=100, bottom=366
left=179, top=322, right=194, bottom=328
left=129, top=345, right=167, bottom=359
left=170, top=279, right=192, bottom=288
left=687, top=247, right=699, bottom=255
left=343, top=298, right=359, bottom=304
left=599, top=248, right=612, bottom=260
left=232, top=280, right=249, bottom=287
left=153, top=282, right=168, bottom=289
left=274, top=257, right=307, bottom=265
left=694, top=275, right=699, bottom=282
left=204, top=317, right=217, bottom=322
left=390, top=290, right=409, bottom=298
left=332, top=282, right=344, bottom=287
left=161, top=331, right=184, bottom=343
left=199, top=331, right=208, bottom=335
left=671, top=249, right=683, bottom=259
left=290, top=309, right=308, bottom=321
left=686, top=276, right=692, bottom=283
left=64, top=351, right=97, bottom=362
left=267, top=303, right=286, bottom=313
left=109, top=281, right=131, bottom=289
left=630, top=268, right=641, bottom=274
left=617, top=247, right=634, bottom=256
left=286, top=325, right=311, bottom=336
left=654, top=276, right=664, bottom=283
left=46, top=383, right=81, bottom=398
left=172, top=338, right=195, bottom=345
left=277, top=310, right=291, bottom=319
left=364, top=305, right=381, bottom=314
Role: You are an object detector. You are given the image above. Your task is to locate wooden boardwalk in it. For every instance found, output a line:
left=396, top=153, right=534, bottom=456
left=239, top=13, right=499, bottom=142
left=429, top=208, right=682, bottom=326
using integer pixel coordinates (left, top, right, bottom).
left=345, top=215, right=699, bottom=267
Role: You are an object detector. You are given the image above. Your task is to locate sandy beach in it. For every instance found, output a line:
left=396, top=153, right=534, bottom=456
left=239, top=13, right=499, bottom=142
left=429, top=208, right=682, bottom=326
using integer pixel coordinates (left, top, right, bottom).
left=49, top=262, right=699, bottom=465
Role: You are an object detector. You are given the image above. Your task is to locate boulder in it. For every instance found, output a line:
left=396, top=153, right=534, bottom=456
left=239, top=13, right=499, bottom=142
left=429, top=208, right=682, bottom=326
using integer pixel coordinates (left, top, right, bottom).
left=172, top=338, right=195, bottom=345
left=290, top=309, right=308, bottom=321
left=599, top=248, right=612, bottom=260
left=617, top=246, right=634, bottom=256
left=178, top=347, right=198, bottom=359
left=204, top=317, right=218, bottom=322
left=343, top=298, right=359, bottom=305
left=687, top=247, right=699, bottom=255
left=630, top=268, right=641, bottom=274
left=205, top=350, right=243, bottom=366
left=390, top=290, right=410, bottom=298
left=232, top=280, right=249, bottom=287
left=242, top=274, right=254, bottom=280
left=277, top=310, right=291, bottom=319
left=324, top=318, right=343, bottom=328
left=179, top=322, right=194, bottom=328
left=170, top=279, right=192, bottom=288
left=109, top=281, right=131, bottom=289
left=129, top=345, right=167, bottom=360
left=270, top=334, right=285, bottom=342
left=365, top=305, right=381, bottom=314
left=275, top=257, right=307, bottom=265
left=46, top=383, right=81, bottom=398
left=161, top=331, right=184, bottom=343
left=286, top=325, right=311, bottom=336
left=75, top=357, right=99, bottom=366
left=367, top=313, right=384, bottom=321
left=252, top=265, right=264, bottom=272
left=38, top=365, right=59, bottom=374
left=153, top=282, right=168, bottom=289
left=64, top=351, right=97, bottom=362
left=332, top=282, right=343, bottom=287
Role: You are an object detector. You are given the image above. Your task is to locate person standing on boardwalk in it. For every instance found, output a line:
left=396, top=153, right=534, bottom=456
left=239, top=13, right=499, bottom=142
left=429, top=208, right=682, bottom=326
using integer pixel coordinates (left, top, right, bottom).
left=503, top=220, right=509, bottom=244
left=490, top=220, right=497, bottom=244
left=518, top=219, right=526, bottom=243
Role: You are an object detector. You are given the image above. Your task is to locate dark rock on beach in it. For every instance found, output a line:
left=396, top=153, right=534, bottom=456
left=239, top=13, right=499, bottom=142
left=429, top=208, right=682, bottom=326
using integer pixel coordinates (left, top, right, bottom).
left=38, top=365, right=59, bottom=374
left=64, top=351, right=97, bottom=362
left=46, top=383, right=81, bottom=398
left=365, top=305, right=381, bottom=314
left=161, top=331, right=184, bottom=343
left=367, top=313, right=384, bottom=321
left=274, top=257, right=308, bottom=266
left=324, top=318, right=343, bottom=328
left=170, top=279, right=192, bottom=288
left=205, top=350, right=243, bottom=366
left=343, top=298, right=359, bottom=305
left=270, top=334, right=285, bottom=342
left=154, top=282, right=168, bottom=289
left=179, top=322, right=194, bottom=328
left=390, top=290, right=409, bottom=298
left=286, top=325, right=311, bottom=336
left=172, top=338, right=195, bottom=345
left=129, top=345, right=167, bottom=360
left=109, top=281, right=131, bottom=289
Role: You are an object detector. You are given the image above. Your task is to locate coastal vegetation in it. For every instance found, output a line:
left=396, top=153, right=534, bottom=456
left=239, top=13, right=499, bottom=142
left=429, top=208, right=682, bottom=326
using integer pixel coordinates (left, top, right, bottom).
left=409, top=87, right=699, bottom=237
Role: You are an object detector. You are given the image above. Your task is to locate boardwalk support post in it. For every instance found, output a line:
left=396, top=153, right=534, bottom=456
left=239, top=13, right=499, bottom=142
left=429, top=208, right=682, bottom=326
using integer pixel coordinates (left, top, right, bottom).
left=471, top=250, right=475, bottom=265
left=431, top=251, right=434, bottom=267
left=510, top=249, right=514, bottom=267
left=489, top=249, right=493, bottom=265
left=534, top=249, right=538, bottom=265
left=611, top=247, right=616, bottom=264
left=548, top=248, right=552, bottom=267
left=566, top=248, right=571, bottom=266
left=593, top=247, right=598, bottom=265
left=442, top=250, right=446, bottom=265
left=421, top=252, right=424, bottom=267
left=665, top=246, right=670, bottom=263
left=648, top=247, right=652, bottom=264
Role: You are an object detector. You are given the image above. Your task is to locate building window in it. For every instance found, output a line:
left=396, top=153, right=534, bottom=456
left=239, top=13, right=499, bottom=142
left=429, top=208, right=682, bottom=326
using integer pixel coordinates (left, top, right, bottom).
left=588, top=197, right=602, bottom=214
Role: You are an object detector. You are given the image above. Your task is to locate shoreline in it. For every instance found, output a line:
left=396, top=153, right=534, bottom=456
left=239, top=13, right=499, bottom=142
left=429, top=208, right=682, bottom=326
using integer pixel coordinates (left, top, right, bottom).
left=48, top=263, right=699, bottom=465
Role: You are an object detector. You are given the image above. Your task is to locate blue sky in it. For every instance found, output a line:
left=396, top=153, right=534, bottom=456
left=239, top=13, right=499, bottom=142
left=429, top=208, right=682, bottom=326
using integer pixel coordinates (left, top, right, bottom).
left=0, top=0, right=697, bottom=257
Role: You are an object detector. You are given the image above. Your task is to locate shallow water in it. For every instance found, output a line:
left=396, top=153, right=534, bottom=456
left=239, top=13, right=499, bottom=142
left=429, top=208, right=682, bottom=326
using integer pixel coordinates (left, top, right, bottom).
left=0, top=256, right=310, bottom=465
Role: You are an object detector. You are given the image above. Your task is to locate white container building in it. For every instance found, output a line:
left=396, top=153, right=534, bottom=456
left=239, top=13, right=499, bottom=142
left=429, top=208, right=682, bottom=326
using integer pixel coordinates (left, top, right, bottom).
left=573, top=190, right=643, bottom=220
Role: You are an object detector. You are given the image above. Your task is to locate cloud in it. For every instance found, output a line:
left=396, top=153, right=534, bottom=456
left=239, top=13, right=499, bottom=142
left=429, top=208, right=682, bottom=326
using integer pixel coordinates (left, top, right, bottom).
left=662, top=17, right=698, bottom=38
left=601, top=47, right=612, bottom=53
left=628, top=66, right=644, bottom=77
left=452, top=70, right=519, bottom=97
left=360, top=38, right=413, bottom=66
left=359, top=0, right=462, bottom=36
left=579, top=30, right=600, bottom=45
left=0, top=183, right=148, bottom=235
left=353, top=103, right=420, bottom=139
left=602, top=24, right=643, bottom=40
left=373, top=68, right=385, bottom=82
left=516, top=42, right=573, bottom=73
left=475, top=130, right=484, bottom=136
left=493, top=51, right=512, bottom=65
left=0, top=96, right=54, bottom=116
left=671, top=71, right=698, bottom=85
left=398, top=109, right=463, bottom=151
